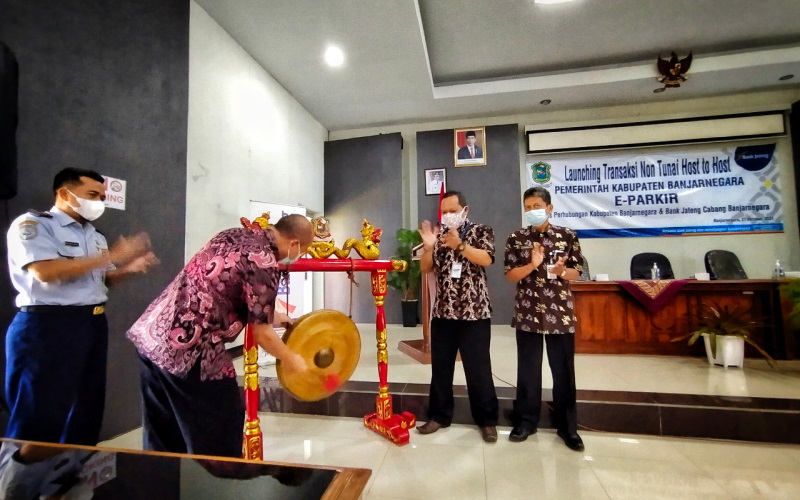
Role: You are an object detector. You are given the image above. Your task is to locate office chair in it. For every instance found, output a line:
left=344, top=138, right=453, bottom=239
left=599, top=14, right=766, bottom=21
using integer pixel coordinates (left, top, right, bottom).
left=630, top=252, right=674, bottom=280
left=579, top=255, right=591, bottom=280
left=704, top=250, right=748, bottom=280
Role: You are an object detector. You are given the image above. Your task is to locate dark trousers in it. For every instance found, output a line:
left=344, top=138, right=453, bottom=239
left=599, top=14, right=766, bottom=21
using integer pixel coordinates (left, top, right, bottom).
left=513, top=329, right=578, bottom=433
left=4, top=311, right=108, bottom=445
left=138, top=353, right=245, bottom=458
left=428, top=318, right=498, bottom=427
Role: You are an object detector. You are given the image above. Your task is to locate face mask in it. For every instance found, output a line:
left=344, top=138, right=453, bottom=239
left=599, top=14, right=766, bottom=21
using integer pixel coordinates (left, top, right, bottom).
left=68, top=190, right=106, bottom=221
left=280, top=242, right=301, bottom=265
left=524, top=208, right=548, bottom=227
left=441, top=208, right=466, bottom=229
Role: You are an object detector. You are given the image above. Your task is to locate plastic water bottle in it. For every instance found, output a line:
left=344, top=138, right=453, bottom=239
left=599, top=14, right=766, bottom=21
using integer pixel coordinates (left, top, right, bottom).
left=651, top=262, right=660, bottom=281
left=772, top=260, right=785, bottom=280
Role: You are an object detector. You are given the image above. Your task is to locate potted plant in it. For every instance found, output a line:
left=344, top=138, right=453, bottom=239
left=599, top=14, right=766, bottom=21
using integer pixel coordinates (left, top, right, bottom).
left=779, top=278, right=800, bottom=328
left=387, top=228, right=422, bottom=327
left=671, top=301, right=776, bottom=368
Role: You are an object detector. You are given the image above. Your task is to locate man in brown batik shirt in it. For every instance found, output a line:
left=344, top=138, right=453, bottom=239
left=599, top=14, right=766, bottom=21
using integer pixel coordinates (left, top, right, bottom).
left=504, top=186, right=585, bottom=451
left=416, top=191, right=499, bottom=443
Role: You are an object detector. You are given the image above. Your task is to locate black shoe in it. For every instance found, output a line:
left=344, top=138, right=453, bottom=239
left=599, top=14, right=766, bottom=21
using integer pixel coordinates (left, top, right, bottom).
left=509, top=426, right=536, bottom=443
left=479, top=426, right=498, bottom=443
left=417, top=420, right=449, bottom=435
left=557, top=430, right=585, bottom=452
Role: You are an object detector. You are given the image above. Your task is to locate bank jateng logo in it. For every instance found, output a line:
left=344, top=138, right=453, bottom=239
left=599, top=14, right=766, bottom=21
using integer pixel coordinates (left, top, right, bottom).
left=531, top=162, right=551, bottom=184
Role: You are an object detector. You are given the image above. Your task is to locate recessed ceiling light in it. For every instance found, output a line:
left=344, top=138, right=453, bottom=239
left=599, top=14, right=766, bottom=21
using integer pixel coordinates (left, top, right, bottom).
left=653, top=87, right=666, bottom=93
left=779, top=74, right=794, bottom=81
left=535, top=0, right=575, bottom=4
left=324, top=46, right=345, bottom=67
left=540, top=99, right=552, bottom=105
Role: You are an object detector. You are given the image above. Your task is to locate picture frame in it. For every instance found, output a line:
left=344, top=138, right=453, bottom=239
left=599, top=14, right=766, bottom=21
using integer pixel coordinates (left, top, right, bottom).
left=424, top=168, right=446, bottom=196
left=454, top=127, right=487, bottom=167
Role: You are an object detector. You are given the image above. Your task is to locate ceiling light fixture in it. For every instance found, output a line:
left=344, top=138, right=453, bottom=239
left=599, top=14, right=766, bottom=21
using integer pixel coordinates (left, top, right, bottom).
left=535, top=0, right=575, bottom=4
left=653, top=87, right=666, bottom=93
left=324, top=46, right=345, bottom=67
left=540, top=99, right=552, bottom=105
left=779, top=74, right=794, bottom=81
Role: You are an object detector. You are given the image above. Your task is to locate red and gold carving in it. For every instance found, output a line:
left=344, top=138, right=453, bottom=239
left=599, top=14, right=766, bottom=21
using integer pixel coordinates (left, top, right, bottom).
left=242, top=418, right=263, bottom=460
left=376, top=394, right=393, bottom=420
left=364, top=408, right=417, bottom=445
left=243, top=346, right=259, bottom=391
left=371, top=272, right=388, bottom=296
left=304, top=219, right=383, bottom=259
left=244, top=346, right=258, bottom=365
left=242, top=325, right=263, bottom=460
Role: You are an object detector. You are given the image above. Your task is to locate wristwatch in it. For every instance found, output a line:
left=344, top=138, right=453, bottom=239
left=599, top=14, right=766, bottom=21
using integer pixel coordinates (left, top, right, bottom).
left=457, top=243, right=466, bottom=253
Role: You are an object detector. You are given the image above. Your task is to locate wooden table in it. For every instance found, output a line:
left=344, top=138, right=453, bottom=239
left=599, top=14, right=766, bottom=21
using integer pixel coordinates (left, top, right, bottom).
left=0, top=438, right=370, bottom=499
left=570, top=279, right=795, bottom=359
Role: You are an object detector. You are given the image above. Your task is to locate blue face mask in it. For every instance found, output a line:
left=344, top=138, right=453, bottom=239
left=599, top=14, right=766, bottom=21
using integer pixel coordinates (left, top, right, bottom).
left=524, top=209, right=548, bottom=227
left=280, top=242, right=301, bottom=265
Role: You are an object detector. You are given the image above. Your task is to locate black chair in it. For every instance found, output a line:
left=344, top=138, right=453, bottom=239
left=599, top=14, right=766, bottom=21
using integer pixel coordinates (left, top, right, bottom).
left=704, top=250, right=747, bottom=280
left=579, top=255, right=591, bottom=281
left=630, top=252, right=674, bottom=280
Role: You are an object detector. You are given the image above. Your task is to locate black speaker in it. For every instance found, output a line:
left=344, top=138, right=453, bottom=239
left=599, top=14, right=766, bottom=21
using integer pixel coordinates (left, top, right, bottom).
left=791, top=101, right=800, bottom=235
left=0, top=41, right=19, bottom=200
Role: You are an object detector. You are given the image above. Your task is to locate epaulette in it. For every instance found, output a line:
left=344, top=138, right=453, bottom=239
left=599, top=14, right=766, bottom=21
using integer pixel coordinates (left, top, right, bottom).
left=26, top=209, right=53, bottom=218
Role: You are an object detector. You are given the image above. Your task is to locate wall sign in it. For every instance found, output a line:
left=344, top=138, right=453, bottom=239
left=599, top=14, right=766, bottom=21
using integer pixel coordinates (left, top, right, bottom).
left=102, top=175, right=126, bottom=210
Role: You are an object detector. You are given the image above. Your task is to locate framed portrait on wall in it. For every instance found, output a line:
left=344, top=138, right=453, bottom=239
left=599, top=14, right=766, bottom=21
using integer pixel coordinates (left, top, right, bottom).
left=425, top=168, right=446, bottom=195
left=454, top=127, right=486, bottom=167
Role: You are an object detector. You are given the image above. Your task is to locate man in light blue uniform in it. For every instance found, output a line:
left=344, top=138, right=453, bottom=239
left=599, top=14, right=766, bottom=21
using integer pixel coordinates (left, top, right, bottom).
left=4, top=167, right=157, bottom=445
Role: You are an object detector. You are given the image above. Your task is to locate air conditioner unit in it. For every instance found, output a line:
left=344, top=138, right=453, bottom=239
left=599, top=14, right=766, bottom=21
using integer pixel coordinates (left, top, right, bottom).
left=526, top=111, right=786, bottom=154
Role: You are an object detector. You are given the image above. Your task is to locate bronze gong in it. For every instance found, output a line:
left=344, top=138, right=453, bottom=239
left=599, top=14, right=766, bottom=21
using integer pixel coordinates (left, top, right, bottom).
left=276, top=309, right=361, bottom=401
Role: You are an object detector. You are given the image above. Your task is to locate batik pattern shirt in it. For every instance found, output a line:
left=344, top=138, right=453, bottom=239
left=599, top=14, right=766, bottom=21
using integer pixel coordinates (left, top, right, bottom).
left=127, top=227, right=279, bottom=381
left=503, top=224, right=583, bottom=334
left=432, top=221, right=494, bottom=320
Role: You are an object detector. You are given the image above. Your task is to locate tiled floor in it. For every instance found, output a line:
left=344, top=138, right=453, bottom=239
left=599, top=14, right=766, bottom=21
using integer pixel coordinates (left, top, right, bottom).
left=102, top=324, right=800, bottom=499
left=103, top=413, right=800, bottom=500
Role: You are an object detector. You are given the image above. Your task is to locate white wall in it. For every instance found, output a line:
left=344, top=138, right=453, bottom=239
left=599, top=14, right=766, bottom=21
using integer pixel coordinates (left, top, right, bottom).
left=329, top=89, right=800, bottom=280
left=186, top=2, right=327, bottom=259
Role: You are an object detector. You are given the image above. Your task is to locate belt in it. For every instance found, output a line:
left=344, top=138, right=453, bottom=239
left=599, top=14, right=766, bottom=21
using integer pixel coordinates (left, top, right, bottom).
left=20, top=304, right=106, bottom=315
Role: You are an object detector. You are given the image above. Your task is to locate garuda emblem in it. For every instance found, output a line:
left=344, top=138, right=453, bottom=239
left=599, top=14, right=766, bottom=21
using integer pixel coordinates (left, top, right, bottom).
left=657, top=51, right=692, bottom=88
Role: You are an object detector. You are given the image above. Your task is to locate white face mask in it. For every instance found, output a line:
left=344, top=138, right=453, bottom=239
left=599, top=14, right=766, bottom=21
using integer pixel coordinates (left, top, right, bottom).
left=280, top=242, right=301, bottom=265
left=68, top=189, right=106, bottom=221
left=524, top=208, right=548, bottom=227
left=441, top=208, right=466, bottom=230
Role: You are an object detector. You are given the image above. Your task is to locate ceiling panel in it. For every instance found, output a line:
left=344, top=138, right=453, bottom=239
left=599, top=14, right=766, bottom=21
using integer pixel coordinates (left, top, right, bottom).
left=194, top=0, right=800, bottom=130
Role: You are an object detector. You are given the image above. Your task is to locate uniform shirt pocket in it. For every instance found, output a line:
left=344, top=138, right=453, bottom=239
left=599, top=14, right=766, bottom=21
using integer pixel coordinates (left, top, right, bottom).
left=57, top=243, right=85, bottom=259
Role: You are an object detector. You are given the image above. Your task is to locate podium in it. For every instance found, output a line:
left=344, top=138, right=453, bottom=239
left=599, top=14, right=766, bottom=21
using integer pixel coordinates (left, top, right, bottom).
left=397, top=268, right=435, bottom=364
left=396, top=245, right=460, bottom=363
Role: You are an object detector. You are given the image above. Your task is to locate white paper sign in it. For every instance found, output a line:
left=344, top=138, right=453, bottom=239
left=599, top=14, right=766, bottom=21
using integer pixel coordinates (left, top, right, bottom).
left=102, top=175, right=127, bottom=210
left=78, top=451, right=117, bottom=489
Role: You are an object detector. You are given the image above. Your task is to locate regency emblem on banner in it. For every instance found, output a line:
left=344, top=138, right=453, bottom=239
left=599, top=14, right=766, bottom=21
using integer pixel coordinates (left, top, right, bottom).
left=531, top=161, right=552, bottom=184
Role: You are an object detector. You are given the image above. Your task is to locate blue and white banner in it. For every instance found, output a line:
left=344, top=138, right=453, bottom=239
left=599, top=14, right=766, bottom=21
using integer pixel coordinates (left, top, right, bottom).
left=525, top=143, right=783, bottom=238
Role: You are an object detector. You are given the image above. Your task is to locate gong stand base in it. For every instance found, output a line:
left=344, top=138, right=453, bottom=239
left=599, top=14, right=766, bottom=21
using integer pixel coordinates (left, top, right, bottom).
left=363, top=395, right=416, bottom=446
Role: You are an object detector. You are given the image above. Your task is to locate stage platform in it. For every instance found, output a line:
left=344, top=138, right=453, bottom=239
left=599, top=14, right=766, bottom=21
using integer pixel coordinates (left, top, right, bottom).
left=234, top=324, right=800, bottom=445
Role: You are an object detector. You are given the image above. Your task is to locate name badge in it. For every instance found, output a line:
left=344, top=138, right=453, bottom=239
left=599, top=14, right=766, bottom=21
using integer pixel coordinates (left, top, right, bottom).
left=450, top=261, right=463, bottom=279
left=65, top=241, right=80, bottom=247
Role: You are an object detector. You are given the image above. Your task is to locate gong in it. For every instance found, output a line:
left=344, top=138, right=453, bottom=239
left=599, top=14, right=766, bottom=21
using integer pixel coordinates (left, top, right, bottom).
left=276, top=309, right=361, bottom=401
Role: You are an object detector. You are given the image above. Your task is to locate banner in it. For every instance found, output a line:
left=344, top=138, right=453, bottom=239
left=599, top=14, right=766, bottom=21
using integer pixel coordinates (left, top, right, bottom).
left=525, top=143, right=783, bottom=237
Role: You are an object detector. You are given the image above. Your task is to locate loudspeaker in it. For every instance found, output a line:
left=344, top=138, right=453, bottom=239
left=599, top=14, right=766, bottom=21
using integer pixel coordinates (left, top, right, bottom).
left=0, top=41, right=19, bottom=200
left=791, top=102, right=800, bottom=235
